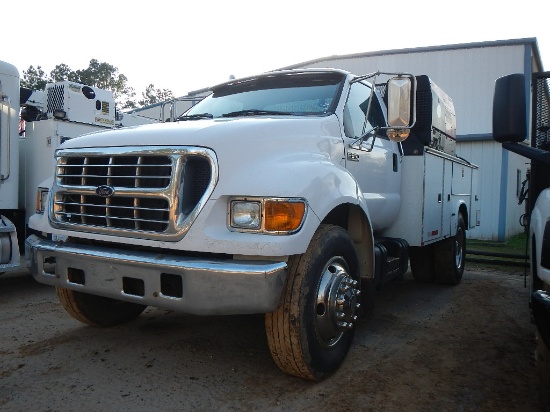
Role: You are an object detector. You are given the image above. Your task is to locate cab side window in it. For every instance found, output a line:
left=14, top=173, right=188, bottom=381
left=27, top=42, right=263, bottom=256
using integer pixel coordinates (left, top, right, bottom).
left=343, top=82, right=386, bottom=139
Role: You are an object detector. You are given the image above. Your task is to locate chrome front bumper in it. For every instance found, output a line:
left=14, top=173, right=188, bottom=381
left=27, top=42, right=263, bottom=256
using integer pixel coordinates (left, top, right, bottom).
left=25, top=235, right=287, bottom=315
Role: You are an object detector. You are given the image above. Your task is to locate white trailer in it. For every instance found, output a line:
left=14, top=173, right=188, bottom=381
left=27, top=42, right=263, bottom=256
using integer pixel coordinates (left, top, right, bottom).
left=0, top=61, right=21, bottom=271
left=0, top=60, right=154, bottom=273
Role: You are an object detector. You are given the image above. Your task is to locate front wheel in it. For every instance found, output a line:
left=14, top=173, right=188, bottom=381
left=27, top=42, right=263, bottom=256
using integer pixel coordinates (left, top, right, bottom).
left=434, top=212, right=466, bottom=285
left=56, top=287, right=147, bottom=327
left=265, top=224, right=361, bottom=380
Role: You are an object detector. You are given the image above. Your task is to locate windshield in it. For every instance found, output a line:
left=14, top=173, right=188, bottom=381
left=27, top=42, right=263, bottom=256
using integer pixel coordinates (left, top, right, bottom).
left=183, top=71, right=346, bottom=119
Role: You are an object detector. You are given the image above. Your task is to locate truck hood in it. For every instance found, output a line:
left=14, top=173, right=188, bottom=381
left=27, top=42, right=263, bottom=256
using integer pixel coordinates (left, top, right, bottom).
left=58, top=115, right=346, bottom=199
left=60, top=116, right=339, bottom=151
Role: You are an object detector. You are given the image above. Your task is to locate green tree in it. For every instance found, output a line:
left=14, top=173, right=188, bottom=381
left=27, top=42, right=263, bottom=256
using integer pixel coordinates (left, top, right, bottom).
left=138, top=84, right=174, bottom=107
left=21, top=65, right=48, bottom=90
left=73, top=59, right=136, bottom=108
left=20, top=59, right=173, bottom=110
left=50, top=63, right=77, bottom=83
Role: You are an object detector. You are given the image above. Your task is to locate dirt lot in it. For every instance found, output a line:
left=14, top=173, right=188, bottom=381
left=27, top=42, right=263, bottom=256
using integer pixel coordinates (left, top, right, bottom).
left=0, top=262, right=544, bottom=411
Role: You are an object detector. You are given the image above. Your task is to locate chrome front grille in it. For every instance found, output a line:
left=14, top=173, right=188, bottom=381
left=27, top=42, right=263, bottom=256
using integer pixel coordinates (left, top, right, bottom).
left=57, top=155, right=173, bottom=188
left=50, top=146, right=218, bottom=240
left=55, top=194, right=171, bottom=232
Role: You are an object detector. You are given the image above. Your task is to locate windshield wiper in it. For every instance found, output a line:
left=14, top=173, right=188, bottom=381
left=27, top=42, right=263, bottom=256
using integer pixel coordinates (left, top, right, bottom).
left=221, top=109, right=292, bottom=118
left=177, top=113, right=213, bottom=121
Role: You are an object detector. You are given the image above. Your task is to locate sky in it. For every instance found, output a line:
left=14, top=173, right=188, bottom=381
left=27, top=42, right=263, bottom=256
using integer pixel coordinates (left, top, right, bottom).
left=3, top=0, right=549, bottom=99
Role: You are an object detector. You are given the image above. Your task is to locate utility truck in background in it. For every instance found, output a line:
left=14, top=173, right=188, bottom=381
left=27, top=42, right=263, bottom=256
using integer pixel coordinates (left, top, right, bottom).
left=0, top=59, right=154, bottom=273
left=25, top=68, right=479, bottom=380
left=492, top=71, right=550, bottom=402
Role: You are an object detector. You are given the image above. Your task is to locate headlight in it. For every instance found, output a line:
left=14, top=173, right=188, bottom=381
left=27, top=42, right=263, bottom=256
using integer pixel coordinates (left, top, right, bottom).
left=230, top=201, right=261, bottom=229
left=229, top=197, right=306, bottom=234
left=36, top=187, right=49, bottom=214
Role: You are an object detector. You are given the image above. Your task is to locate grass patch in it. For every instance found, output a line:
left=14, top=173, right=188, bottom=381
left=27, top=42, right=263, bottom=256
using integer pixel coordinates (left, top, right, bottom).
left=468, top=232, right=528, bottom=255
left=466, top=232, right=529, bottom=268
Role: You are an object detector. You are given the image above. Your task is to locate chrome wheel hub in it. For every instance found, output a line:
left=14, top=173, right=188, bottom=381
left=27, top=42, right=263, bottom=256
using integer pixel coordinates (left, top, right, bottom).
left=315, top=256, right=361, bottom=348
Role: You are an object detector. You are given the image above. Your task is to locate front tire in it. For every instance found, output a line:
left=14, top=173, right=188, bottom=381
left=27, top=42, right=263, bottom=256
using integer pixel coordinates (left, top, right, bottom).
left=265, top=224, right=361, bottom=380
left=56, top=287, right=147, bottom=327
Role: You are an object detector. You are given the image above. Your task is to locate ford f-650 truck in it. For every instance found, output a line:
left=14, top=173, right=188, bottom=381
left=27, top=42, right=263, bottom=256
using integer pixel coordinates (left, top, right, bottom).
left=25, top=68, right=479, bottom=380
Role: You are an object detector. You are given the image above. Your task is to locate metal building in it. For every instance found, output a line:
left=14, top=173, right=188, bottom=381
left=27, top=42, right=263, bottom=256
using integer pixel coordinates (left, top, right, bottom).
left=133, top=38, right=544, bottom=241
left=279, top=38, right=544, bottom=241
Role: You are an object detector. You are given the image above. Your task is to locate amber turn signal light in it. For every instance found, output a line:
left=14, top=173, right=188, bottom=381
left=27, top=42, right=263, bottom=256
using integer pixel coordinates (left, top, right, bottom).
left=264, top=201, right=305, bottom=232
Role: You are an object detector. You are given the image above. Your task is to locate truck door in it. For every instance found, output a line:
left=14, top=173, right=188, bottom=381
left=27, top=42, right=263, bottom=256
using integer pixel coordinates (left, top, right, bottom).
left=342, top=81, right=401, bottom=230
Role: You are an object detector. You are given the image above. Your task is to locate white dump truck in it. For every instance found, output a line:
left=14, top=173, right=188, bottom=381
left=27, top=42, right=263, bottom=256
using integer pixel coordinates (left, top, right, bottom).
left=25, top=68, right=479, bottom=380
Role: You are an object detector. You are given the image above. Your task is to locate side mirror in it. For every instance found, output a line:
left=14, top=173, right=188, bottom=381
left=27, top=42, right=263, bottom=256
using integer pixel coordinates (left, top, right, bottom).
left=492, top=73, right=527, bottom=143
left=386, top=76, right=415, bottom=142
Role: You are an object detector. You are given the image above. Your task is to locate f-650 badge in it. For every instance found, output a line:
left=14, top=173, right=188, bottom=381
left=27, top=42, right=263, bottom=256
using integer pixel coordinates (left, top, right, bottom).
left=96, top=185, right=115, bottom=197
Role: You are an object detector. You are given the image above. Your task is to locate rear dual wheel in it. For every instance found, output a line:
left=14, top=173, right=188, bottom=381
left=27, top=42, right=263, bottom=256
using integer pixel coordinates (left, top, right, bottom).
left=434, top=213, right=466, bottom=285
left=410, top=213, right=466, bottom=285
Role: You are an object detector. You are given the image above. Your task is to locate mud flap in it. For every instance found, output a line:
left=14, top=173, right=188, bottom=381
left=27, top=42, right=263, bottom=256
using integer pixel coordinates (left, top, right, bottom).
left=0, top=215, right=20, bottom=272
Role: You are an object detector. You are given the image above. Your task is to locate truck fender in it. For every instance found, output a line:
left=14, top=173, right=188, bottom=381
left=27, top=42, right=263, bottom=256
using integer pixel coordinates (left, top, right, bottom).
left=276, top=157, right=375, bottom=281
left=450, top=200, right=469, bottom=237
left=312, top=188, right=375, bottom=282
left=0, top=214, right=20, bottom=271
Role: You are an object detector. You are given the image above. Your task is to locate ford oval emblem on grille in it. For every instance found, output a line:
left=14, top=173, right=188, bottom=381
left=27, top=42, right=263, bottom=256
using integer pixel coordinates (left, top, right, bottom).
left=96, top=185, right=115, bottom=197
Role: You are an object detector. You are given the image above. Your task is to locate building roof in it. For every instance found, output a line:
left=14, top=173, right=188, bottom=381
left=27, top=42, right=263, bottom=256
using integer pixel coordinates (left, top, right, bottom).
left=281, top=37, right=544, bottom=73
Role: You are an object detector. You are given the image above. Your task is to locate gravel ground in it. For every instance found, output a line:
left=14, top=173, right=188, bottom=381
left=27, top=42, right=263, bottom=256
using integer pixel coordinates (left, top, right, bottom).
left=0, top=262, right=543, bottom=411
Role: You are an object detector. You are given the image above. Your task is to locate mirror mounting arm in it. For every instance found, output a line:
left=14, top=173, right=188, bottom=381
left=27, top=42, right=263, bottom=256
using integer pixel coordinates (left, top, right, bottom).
left=349, top=128, right=378, bottom=152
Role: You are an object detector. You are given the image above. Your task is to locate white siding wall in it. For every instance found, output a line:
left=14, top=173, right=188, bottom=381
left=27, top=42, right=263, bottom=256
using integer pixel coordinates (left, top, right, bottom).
left=286, top=44, right=532, bottom=240
left=455, top=142, right=527, bottom=240
left=286, top=45, right=526, bottom=135
left=128, top=96, right=205, bottom=122
left=454, top=141, right=498, bottom=239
